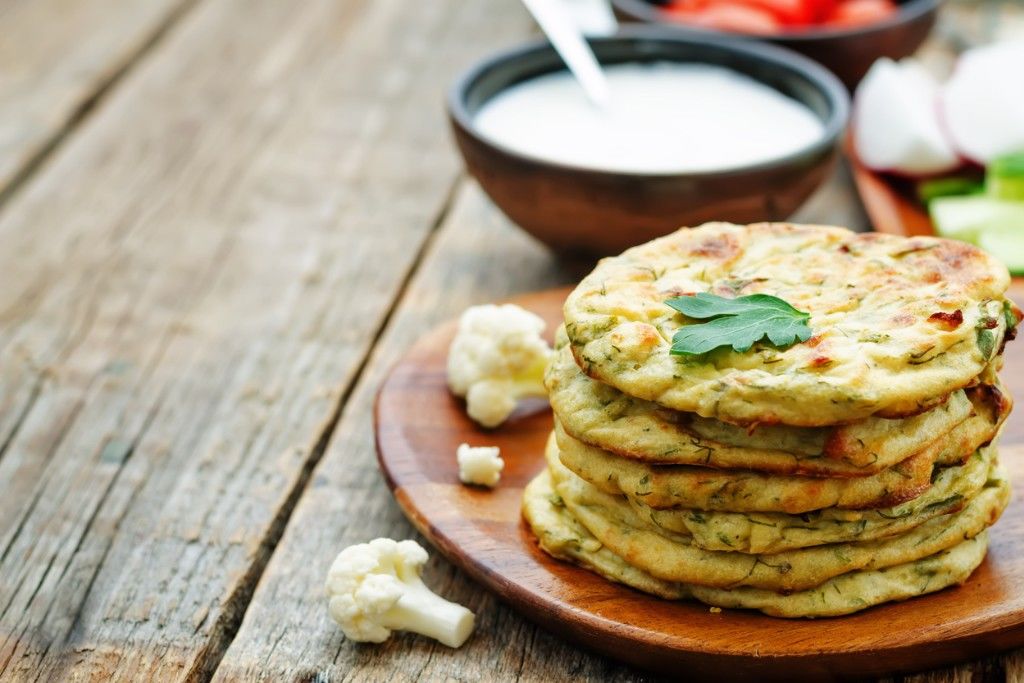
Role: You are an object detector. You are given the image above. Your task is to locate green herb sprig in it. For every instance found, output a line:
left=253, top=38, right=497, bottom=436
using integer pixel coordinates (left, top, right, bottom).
left=666, top=292, right=813, bottom=355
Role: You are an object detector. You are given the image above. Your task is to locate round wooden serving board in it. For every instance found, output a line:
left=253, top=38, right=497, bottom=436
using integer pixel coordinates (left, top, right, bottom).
left=375, top=286, right=1024, bottom=681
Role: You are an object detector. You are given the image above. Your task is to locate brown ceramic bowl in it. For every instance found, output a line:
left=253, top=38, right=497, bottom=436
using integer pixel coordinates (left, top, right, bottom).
left=447, top=30, right=848, bottom=257
left=611, top=0, right=940, bottom=89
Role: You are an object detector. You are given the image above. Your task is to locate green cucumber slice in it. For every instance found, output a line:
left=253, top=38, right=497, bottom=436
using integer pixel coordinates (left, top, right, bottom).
left=917, top=176, right=983, bottom=203
left=988, top=152, right=1024, bottom=201
left=930, top=195, right=1024, bottom=242
left=978, top=226, right=1024, bottom=275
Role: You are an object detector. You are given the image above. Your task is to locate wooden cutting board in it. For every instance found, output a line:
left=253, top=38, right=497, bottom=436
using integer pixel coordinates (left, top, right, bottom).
left=846, top=138, right=936, bottom=238
left=375, top=287, right=1024, bottom=681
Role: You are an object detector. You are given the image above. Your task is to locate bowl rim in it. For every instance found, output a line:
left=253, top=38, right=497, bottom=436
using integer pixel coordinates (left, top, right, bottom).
left=447, top=27, right=849, bottom=180
left=610, top=0, right=941, bottom=42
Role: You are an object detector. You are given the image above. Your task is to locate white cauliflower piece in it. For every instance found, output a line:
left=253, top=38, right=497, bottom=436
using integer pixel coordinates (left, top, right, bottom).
left=326, top=538, right=475, bottom=648
left=456, top=443, right=504, bottom=487
left=447, top=304, right=552, bottom=428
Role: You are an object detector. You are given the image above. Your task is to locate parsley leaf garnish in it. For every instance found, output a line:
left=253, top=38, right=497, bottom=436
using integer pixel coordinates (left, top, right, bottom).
left=666, top=292, right=813, bottom=355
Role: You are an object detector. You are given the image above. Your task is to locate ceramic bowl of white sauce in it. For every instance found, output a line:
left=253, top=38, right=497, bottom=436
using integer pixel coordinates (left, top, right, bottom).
left=448, top=28, right=848, bottom=256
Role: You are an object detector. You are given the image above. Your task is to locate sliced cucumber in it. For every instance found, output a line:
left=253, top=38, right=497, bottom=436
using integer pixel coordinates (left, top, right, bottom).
left=917, top=176, right=984, bottom=204
left=988, top=152, right=1024, bottom=201
left=930, top=194, right=1024, bottom=273
left=930, top=195, right=1024, bottom=242
left=978, top=226, right=1024, bottom=275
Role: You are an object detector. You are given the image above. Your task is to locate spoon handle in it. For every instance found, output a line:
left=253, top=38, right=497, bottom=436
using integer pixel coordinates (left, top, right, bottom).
left=521, top=0, right=610, bottom=108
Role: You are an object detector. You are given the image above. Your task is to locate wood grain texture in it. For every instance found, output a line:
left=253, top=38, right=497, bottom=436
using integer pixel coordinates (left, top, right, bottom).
left=374, top=286, right=1024, bottom=682
left=2, top=0, right=1020, bottom=680
left=209, top=182, right=616, bottom=682
left=212, top=171, right=918, bottom=683
left=0, top=1, right=533, bottom=680
left=0, top=0, right=196, bottom=202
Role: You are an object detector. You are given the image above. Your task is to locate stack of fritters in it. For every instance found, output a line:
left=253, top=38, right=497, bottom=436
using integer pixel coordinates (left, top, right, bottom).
left=523, top=222, right=1018, bottom=618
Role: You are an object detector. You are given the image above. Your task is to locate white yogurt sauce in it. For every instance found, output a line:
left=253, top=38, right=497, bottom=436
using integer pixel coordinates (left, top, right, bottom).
left=474, top=62, right=825, bottom=174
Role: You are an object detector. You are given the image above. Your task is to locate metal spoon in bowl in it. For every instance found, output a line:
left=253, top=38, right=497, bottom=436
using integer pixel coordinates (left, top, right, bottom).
left=520, top=0, right=611, bottom=109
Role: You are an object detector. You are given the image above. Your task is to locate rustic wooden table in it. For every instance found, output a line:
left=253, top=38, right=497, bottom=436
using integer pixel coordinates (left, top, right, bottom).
left=1, top=1, right=1022, bottom=681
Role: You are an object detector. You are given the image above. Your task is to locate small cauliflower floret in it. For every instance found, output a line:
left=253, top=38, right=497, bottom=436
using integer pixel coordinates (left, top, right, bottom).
left=456, top=443, right=504, bottom=487
left=326, top=538, right=475, bottom=648
left=447, top=304, right=552, bottom=428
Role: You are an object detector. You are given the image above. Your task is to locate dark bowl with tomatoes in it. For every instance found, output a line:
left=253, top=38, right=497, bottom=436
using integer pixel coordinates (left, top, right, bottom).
left=611, top=0, right=940, bottom=88
left=448, top=30, right=848, bottom=256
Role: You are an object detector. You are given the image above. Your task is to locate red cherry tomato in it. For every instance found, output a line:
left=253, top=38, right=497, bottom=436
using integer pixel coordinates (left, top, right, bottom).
left=806, top=0, right=839, bottom=21
left=824, top=0, right=898, bottom=27
left=729, top=0, right=817, bottom=26
left=665, top=2, right=783, bottom=33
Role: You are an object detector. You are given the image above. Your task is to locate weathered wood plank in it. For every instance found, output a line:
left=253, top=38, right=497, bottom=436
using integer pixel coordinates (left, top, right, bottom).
left=210, top=180, right=620, bottom=682
left=4, top=0, right=1020, bottom=679
left=212, top=157, right=871, bottom=681
left=0, top=0, right=196, bottom=202
left=0, top=0, right=531, bottom=680
left=178, top=1, right=1024, bottom=679
left=791, top=159, right=868, bottom=230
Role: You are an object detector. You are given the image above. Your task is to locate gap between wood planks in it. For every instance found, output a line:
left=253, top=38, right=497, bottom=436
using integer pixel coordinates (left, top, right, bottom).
left=0, top=2, right=530, bottom=677
left=0, top=0, right=202, bottom=212
left=183, top=174, right=465, bottom=682
left=0, top=171, right=462, bottom=680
